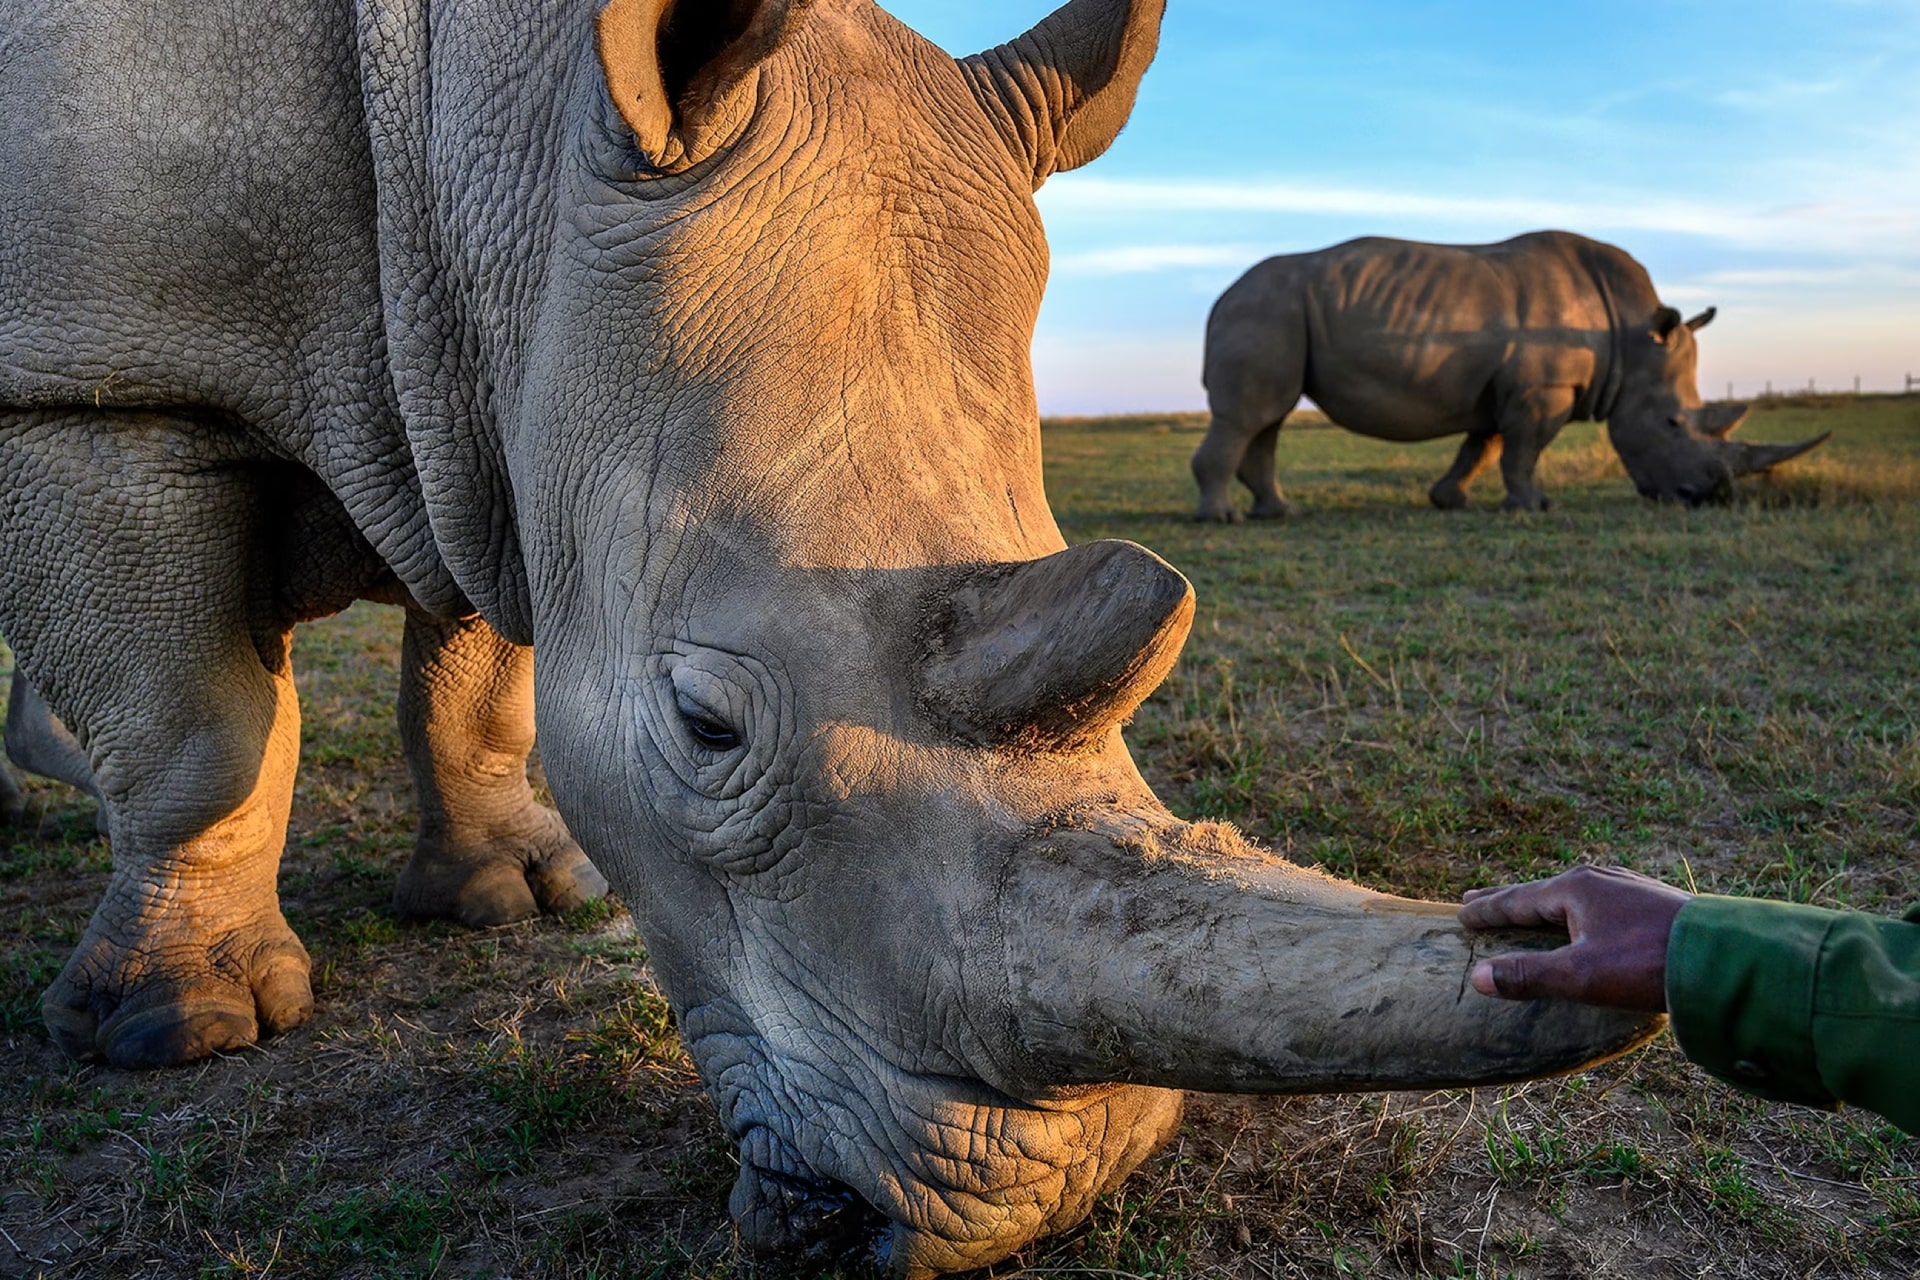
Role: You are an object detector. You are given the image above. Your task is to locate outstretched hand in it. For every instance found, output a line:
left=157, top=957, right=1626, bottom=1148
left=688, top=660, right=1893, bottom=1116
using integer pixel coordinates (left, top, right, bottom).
left=1458, top=866, right=1692, bottom=1013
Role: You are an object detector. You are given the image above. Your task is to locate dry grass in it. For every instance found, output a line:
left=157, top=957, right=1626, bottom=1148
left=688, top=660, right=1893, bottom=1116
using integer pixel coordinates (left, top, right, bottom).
left=3, top=395, right=1919, bottom=1279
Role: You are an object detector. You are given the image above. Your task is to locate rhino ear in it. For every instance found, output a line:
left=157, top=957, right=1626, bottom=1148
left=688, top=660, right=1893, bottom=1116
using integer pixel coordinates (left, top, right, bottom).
left=596, top=0, right=804, bottom=170
left=1650, top=306, right=1686, bottom=345
left=961, top=0, right=1167, bottom=188
left=1686, top=306, right=1719, bottom=332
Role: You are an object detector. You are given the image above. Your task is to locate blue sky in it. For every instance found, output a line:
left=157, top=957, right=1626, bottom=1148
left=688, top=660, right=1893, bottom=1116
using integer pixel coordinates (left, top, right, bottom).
left=888, top=1, right=1920, bottom=414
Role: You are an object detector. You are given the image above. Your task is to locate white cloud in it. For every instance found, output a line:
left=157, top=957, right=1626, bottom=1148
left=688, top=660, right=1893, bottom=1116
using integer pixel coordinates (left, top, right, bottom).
left=1053, top=244, right=1270, bottom=275
left=1037, top=176, right=1920, bottom=258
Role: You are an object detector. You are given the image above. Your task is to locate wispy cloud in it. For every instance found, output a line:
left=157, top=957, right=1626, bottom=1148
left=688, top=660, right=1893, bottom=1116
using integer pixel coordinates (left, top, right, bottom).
left=1053, top=244, right=1270, bottom=275
left=1038, top=176, right=1920, bottom=257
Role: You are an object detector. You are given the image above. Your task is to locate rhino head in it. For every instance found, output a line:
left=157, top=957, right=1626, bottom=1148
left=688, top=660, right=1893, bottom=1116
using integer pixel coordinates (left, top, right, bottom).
left=492, top=0, right=1661, bottom=1272
left=1607, top=306, right=1828, bottom=505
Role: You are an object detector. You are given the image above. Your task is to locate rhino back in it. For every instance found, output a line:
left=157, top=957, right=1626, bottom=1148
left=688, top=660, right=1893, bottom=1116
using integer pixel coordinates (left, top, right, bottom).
left=0, top=0, right=453, bottom=608
left=1281, top=233, right=1622, bottom=440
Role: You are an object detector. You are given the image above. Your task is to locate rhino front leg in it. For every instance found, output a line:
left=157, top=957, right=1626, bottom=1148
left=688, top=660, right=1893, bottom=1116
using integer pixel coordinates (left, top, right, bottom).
left=1496, top=388, right=1577, bottom=513
left=0, top=746, right=21, bottom=825
left=391, top=608, right=606, bottom=927
left=1, top=410, right=313, bottom=1068
left=6, top=668, right=108, bottom=833
left=1430, top=433, right=1503, bottom=510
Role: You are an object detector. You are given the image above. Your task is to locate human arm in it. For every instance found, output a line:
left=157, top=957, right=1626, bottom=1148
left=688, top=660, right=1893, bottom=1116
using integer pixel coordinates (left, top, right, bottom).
left=1460, top=867, right=1920, bottom=1135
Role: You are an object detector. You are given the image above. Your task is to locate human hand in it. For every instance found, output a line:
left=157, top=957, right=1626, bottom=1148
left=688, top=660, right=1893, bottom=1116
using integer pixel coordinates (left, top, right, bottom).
left=1457, top=865, right=1692, bottom=1013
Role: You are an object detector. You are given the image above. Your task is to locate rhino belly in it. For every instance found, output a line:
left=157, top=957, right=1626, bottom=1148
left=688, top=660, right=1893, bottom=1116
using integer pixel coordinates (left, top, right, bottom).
left=1306, top=367, right=1491, bottom=443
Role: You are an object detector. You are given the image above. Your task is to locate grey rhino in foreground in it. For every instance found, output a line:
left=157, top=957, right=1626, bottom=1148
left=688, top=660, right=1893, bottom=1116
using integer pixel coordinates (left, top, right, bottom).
left=1193, top=232, right=1829, bottom=521
left=2, top=1, right=1661, bottom=1272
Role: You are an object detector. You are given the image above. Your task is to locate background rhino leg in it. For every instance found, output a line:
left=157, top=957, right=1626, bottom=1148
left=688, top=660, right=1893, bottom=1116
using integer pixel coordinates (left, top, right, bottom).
left=6, top=668, right=109, bottom=834
left=1235, top=423, right=1297, bottom=519
left=0, top=409, right=313, bottom=1069
left=1429, top=432, right=1504, bottom=510
left=0, top=743, right=21, bottom=825
left=1193, top=391, right=1302, bottom=521
left=391, top=607, right=606, bottom=927
left=1496, top=388, right=1577, bottom=513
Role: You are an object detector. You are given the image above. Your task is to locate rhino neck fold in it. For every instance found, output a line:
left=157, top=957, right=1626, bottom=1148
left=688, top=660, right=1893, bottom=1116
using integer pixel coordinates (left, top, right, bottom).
left=1578, top=253, right=1628, bottom=426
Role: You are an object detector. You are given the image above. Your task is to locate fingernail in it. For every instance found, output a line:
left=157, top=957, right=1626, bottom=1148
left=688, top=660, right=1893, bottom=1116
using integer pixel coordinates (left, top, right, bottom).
left=1470, top=962, right=1497, bottom=996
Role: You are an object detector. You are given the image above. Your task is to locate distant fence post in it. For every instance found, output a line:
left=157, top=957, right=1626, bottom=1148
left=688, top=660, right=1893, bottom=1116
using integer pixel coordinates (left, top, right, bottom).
left=1908, top=373, right=1920, bottom=393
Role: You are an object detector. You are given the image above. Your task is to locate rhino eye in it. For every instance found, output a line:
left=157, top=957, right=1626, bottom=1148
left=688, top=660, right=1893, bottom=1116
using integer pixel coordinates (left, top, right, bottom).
left=679, top=703, right=741, bottom=752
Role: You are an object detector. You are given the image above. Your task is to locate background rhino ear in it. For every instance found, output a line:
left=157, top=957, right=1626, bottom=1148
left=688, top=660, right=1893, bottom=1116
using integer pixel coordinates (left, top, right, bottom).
left=1650, top=306, right=1686, bottom=344
left=961, top=0, right=1167, bottom=188
left=596, top=0, right=804, bottom=170
left=1685, top=306, right=1719, bottom=332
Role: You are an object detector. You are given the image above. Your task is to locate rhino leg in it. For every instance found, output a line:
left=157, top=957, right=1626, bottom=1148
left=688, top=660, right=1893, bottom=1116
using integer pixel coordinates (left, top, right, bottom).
left=1, top=410, right=313, bottom=1068
left=1193, top=402, right=1299, bottom=523
left=6, top=668, right=109, bottom=834
left=1496, top=388, right=1576, bottom=513
left=1236, top=424, right=1297, bottom=519
left=0, top=748, right=21, bottom=825
left=1430, top=433, right=1503, bottom=510
left=391, top=608, right=606, bottom=927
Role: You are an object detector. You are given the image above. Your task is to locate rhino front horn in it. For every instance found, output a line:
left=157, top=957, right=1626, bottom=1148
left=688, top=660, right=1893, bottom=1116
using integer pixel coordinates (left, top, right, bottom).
left=1732, top=432, right=1832, bottom=475
left=920, top=540, right=1194, bottom=753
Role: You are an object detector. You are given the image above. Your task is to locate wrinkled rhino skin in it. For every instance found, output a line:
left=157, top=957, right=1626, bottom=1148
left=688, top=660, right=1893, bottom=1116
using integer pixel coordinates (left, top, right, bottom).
left=1193, top=231, right=1829, bottom=520
left=3, top=3, right=1660, bottom=1273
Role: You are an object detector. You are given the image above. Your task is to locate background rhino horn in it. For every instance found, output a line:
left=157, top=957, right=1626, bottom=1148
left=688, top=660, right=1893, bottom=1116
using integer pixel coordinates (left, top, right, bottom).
left=1698, top=401, right=1750, bottom=439
left=1732, top=433, right=1832, bottom=475
left=961, top=0, right=1167, bottom=186
left=921, top=540, right=1194, bottom=753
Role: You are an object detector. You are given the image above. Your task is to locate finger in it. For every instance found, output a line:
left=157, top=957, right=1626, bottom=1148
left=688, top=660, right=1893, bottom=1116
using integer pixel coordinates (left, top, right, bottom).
left=1457, top=880, right=1571, bottom=931
left=1470, top=946, right=1586, bottom=1002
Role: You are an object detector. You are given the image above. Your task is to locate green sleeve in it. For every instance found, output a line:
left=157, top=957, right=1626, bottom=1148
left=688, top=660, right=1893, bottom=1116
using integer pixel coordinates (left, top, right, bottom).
left=1666, top=895, right=1920, bottom=1134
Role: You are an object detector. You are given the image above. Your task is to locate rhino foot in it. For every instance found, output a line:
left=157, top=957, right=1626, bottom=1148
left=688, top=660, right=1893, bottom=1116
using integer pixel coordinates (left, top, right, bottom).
left=1191, top=502, right=1245, bottom=525
left=44, top=896, right=313, bottom=1068
left=394, top=805, right=608, bottom=928
left=0, top=767, right=23, bottom=825
left=1246, top=497, right=1298, bottom=520
left=1429, top=482, right=1469, bottom=511
left=1500, top=493, right=1553, bottom=513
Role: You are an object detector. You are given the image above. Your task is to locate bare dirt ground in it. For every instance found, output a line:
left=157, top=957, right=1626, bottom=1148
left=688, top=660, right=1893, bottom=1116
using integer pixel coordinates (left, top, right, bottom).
left=3, top=397, right=1917, bottom=1279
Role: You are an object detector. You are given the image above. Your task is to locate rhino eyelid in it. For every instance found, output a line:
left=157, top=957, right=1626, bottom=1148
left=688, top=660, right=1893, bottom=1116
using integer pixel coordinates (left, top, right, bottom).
left=675, top=694, right=742, bottom=752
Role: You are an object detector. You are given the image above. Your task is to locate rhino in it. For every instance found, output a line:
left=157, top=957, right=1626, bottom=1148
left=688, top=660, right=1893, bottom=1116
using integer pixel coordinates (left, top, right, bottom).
left=2, top=1, right=1661, bottom=1272
left=1192, top=232, right=1830, bottom=521
left=2, top=667, right=107, bottom=832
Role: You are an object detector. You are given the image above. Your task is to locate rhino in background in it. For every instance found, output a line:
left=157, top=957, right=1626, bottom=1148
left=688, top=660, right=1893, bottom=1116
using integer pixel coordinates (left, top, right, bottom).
left=1, top=667, right=107, bottom=832
left=2, top=0, right=1660, bottom=1272
left=1193, top=231, right=1829, bottom=520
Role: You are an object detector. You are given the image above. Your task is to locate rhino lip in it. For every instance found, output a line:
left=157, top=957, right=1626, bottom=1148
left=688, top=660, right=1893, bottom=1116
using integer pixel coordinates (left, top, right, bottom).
left=749, top=1161, right=891, bottom=1263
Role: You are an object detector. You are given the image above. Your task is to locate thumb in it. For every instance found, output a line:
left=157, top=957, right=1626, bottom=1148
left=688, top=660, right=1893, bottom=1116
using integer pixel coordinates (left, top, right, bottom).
left=1471, top=947, right=1584, bottom=1002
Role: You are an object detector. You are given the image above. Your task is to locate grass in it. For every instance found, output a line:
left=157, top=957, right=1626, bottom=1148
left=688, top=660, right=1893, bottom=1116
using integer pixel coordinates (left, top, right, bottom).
left=2, top=394, right=1917, bottom=1278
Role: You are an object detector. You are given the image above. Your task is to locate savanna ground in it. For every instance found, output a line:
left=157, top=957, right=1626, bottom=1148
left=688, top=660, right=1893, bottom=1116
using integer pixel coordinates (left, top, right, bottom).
left=3, top=395, right=1918, bottom=1279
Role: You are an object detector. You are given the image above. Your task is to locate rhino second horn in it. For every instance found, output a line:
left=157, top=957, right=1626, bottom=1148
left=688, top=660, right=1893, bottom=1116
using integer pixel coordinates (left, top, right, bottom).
left=1731, top=432, right=1832, bottom=475
left=920, top=540, right=1194, bottom=753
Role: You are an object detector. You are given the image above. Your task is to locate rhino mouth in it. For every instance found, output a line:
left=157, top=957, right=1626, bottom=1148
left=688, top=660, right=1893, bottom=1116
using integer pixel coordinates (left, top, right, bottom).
left=1639, top=474, right=1733, bottom=507
left=734, top=1147, right=893, bottom=1267
left=713, top=1045, right=1182, bottom=1278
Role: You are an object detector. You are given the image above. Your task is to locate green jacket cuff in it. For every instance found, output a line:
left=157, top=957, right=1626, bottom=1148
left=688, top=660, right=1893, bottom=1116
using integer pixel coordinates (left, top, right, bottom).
left=1666, top=895, right=1839, bottom=1109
